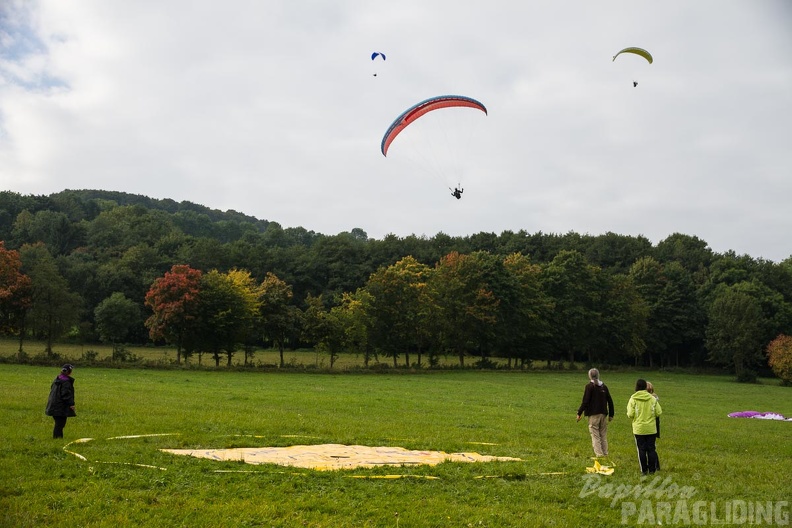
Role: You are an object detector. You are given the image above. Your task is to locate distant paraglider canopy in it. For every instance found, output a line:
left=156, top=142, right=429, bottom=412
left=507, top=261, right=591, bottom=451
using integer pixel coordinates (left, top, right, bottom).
left=371, top=52, right=386, bottom=76
left=612, top=47, right=653, bottom=64
left=380, top=95, right=488, bottom=157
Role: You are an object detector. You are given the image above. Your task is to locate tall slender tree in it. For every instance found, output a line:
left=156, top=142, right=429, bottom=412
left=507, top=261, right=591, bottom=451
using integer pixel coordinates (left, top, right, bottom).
left=19, top=243, right=82, bottom=356
left=259, top=272, right=295, bottom=368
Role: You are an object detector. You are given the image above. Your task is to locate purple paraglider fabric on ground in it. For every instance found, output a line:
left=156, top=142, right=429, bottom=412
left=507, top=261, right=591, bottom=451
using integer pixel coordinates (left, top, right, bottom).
left=728, top=411, right=792, bottom=421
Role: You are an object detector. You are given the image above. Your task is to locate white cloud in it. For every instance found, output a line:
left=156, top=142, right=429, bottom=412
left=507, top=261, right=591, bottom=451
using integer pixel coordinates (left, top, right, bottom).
left=1, top=0, right=791, bottom=260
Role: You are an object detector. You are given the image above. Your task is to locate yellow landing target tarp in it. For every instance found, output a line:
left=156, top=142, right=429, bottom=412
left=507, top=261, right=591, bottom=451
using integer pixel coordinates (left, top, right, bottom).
left=161, top=443, right=521, bottom=471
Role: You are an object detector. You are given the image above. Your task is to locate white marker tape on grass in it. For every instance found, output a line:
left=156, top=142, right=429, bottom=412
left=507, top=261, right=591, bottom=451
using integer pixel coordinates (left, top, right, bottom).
left=63, top=434, right=179, bottom=470
left=106, top=433, right=180, bottom=440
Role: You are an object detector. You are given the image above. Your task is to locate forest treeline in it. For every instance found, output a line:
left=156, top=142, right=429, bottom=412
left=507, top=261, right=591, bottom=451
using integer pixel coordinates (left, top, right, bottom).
left=1, top=189, right=791, bottom=379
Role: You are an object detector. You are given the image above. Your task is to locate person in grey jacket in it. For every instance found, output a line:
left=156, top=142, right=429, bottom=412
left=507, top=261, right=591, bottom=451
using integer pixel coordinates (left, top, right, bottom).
left=45, top=364, right=76, bottom=439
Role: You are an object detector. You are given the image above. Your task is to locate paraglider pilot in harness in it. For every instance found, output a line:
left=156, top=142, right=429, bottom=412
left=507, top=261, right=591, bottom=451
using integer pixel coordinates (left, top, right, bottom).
left=451, top=187, right=463, bottom=199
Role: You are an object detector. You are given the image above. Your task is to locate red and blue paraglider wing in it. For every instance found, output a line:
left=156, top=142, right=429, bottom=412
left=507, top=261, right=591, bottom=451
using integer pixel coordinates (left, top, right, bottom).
left=380, top=95, right=487, bottom=156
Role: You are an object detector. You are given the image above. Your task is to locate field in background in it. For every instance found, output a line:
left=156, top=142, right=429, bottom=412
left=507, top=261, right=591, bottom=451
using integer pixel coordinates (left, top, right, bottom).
left=0, top=338, right=527, bottom=369
left=2, top=365, right=790, bottom=527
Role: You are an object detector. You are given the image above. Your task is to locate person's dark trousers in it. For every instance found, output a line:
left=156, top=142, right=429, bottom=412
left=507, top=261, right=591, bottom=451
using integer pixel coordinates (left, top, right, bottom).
left=634, top=434, right=658, bottom=474
left=53, top=416, right=67, bottom=438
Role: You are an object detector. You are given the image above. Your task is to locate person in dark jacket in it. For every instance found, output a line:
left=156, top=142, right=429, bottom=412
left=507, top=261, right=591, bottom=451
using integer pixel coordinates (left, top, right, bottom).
left=576, top=368, right=615, bottom=457
left=45, top=364, right=76, bottom=439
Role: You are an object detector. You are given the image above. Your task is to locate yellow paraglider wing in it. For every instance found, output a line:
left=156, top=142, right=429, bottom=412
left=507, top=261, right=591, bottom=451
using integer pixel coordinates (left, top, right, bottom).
left=612, top=47, right=653, bottom=64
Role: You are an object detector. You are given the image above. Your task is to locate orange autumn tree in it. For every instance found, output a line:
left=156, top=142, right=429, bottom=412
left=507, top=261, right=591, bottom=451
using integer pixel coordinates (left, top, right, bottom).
left=767, top=334, right=792, bottom=385
left=145, top=264, right=202, bottom=364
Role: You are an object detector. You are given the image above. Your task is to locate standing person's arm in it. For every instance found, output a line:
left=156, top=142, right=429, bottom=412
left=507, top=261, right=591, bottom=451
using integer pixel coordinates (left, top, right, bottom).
left=61, top=382, right=74, bottom=407
left=61, top=380, right=75, bottom=412
left=576, top=385, right=591, bottom=421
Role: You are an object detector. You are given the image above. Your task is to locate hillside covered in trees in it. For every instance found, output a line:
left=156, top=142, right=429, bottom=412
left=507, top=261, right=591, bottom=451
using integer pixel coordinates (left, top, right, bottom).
left=1, top=189, right=791, bottom=378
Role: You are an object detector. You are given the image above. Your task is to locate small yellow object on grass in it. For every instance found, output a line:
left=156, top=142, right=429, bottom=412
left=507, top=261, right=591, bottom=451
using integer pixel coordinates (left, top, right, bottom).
left=585, top=459, right=614, bottom=476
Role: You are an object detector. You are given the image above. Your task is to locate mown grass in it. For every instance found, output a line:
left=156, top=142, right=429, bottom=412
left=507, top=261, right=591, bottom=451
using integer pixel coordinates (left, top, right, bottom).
left=1, top=365, right=790, bottom=527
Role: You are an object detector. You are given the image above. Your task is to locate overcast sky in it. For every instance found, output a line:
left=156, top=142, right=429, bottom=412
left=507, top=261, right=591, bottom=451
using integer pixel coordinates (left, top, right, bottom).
left=2, top=1, right=791, bottom=261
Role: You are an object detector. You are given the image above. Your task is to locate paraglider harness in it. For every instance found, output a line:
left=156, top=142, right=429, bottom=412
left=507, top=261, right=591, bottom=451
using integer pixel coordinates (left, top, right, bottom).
left=451, top=186, right=463, bottom=199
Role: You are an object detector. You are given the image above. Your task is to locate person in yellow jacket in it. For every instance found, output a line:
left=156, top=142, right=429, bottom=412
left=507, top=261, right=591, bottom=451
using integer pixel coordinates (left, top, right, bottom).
left=627, top=379, right=662, bottom=475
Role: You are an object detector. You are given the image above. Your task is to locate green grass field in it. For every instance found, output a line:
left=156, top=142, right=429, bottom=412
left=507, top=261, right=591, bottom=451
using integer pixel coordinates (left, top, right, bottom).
left=1, top=365, right=790, bottom=527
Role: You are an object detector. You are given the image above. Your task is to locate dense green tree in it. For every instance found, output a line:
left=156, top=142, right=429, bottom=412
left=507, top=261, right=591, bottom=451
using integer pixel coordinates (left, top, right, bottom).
left=427, top=252, right=499, bottom=367
left=0, top=191, right=31, bottom=242
left=654, top=233, right=714, bottom=278
left=630, top=257, right=705, bottom=366
left=501, top=253, right=554, bottom=367
left=177, top=237, right=231, bottom=272
left=320, top=304, right=347, bottom=368
left=171, top=210, right=216, bottom=238
left=365, top=256, right=431, bottom=367
left=86, top=205, right=176, bottom=254
left=335, top=289, right=374, bottom=366
left=465, top=232, right=499, bottom=254
left=495, top=229, right=531, bottom=256
left=312, top=232, right=371, bottom=298
left=19, top=243, right=82, bottom=356
left=658, top=262, right=706, bottom=366
left=701, top=252, right=792, bottom=365
left=583, top=232, right=652, bottom=274
left=706, top=287, right=765, bottom=381
left=206, top=269, right=262, bottom=366
left=540, top=250, right=603, bottom=364
left=268, top=244, right=322, bottom=305
left=731, top=280, right=792, bottom=349
left=57, top=249, right=104, bottom=333
left=596, top=274, right=648, bottom=365
left=367, top=234, right=412, bottom=270
left=468, top=251, right=527, bottom=366
left=95, top=292, right=141, bottom=360
left=11, top=209, right=85, bottom=255
left=705, top=252, right=755, bottom=289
